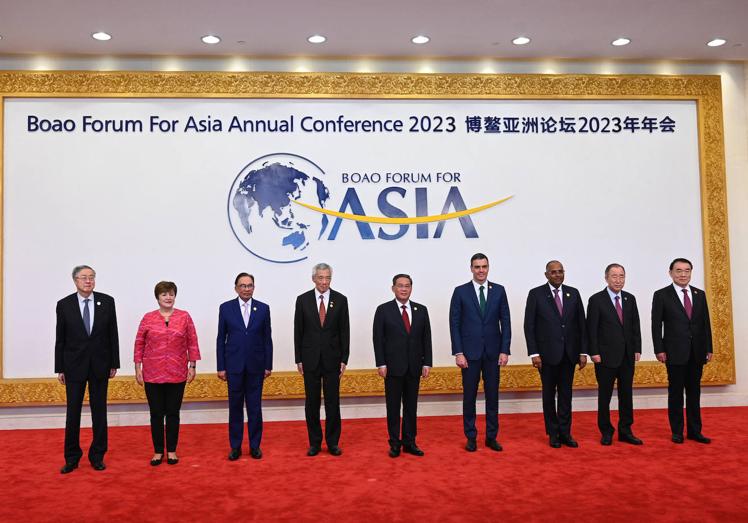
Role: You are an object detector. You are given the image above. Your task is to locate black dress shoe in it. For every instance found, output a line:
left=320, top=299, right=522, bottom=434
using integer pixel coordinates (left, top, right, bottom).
left=388, top=445, right=401, bottom=458
left=92, top=461, right=106, bottom=471
left=465, top=438, right=477, bottom=452
left=619, top=433, right=643, bottom=445
left=560, top=435, right=579, bottom=448
left=150, top=455, right=163, bottom=466
left=672, top=434, right=684, bottom=444
left=688, top=433, right=711, bottom=444
left=228, top=448, right=242, bottom=461
left=549, top=435, right=562, bottom=448
left=600, top=434, right=613, bottom=446
left=307, top=446, right=321, bottom=457
left=167, top=457, right=179, bottom=465
left=60, top=462, right=78, bottom=474
left=250, top=448, right=263, bottom=459
left=485, top=439, right=503, bottom=452
left=328, top=445, right=343, bottom=456
left=403, top=443, right=425, bottom=456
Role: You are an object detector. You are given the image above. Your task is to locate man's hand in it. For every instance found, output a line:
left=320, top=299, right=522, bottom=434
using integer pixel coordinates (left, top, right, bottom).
left=706, top=353, right=714, bottom=363
left=109, top=369, right=117, bottom=379
left=57, top=373, right=65, bottom=385
left=217, top=370, right=227, bottom=381
left=635, top=353, right=641, bottom=362
left=340, top=362, right=347, bottom=377
left=264, top=369, right=272, bottom=378
left=499, top=353, right=509, bottom=366
left=578, top=355, right=587, bottom=370
left=378, top=366, right=387, bottom=378
left=422, top=366, right=430, bottom=378
left=656, top=352, right=667, bottom=363
left=186, top=367, right=196, bottom=384
left=591, top=355, right=601, bottom=364
left=135, top=369, right=144, bottom=386
left=455, top=354, right=468, bottom=368
left=297, top=363, right=304, bottom=375
left=532, top=356, right=542, bottom=370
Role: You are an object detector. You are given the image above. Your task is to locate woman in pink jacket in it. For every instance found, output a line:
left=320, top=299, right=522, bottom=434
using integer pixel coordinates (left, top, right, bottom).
left=134, top=281, right=201, bottom=466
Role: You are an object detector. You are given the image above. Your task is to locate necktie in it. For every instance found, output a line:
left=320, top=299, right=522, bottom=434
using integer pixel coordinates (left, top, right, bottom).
left=401, top=304, right=411, bottom=334
left=83, top=298, right=91, bottom=335
left=683, top=289, right=692, bottom=319
left=242, top=301, right=249, bottom=328
left=319, top=295, right=326, bottom=326
left=479, top=285, right=486, bottom=315
left=553, top=288, right=563, bottom=316
left=614, top=295, right=623, bottom=324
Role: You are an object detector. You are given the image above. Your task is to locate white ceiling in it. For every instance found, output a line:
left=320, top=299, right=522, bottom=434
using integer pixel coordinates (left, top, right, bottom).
left=0, top=0, right=746, bottom=61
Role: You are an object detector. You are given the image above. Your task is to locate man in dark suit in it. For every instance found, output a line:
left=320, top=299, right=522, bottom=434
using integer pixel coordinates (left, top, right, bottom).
left=524, top=260, right=587, bottom=448
left=449, top=253, right=511, bottom=452
left=373, top=274, right=433, bottom=457
left=652, top=257, right=713, bottom=444
left=294, top=262, right=350, bottom=456
left=587, top=263, right=643, bottom=446
left=217, top=272, right=273, bottom=460
left=55, top=265, right=119, bottom=474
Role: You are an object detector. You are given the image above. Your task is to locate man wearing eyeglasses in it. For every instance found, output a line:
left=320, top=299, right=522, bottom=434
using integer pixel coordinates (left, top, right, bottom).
left=55, top=265, right=120, bottom=474
left=652, top=258, right=713, bottom=444
left=217, top=273, right=273, bottom=461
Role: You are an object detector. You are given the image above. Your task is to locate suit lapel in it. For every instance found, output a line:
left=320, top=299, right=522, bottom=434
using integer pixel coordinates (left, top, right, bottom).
left=393, top=300, right=409, bottom=335
left=71, top=294, right=89, bottom=337
left=667, top=285, right=690, bottom=319
left=547, top=286, right=562, bottom=319
left=468, top=282, right=482, bottom=318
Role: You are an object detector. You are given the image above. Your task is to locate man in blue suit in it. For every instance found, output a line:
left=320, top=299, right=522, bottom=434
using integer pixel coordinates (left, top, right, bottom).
left=449, top=253, right=511, bottom=452
left=217, top=272, right=273, bottom=461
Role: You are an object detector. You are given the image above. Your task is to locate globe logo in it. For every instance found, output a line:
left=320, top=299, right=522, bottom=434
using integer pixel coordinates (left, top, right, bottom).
left=227, top=153, right=331, bottom=263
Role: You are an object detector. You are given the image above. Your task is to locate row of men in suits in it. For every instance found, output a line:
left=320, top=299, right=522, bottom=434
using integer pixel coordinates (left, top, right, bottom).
left=55, top=254, right=713, bottom=469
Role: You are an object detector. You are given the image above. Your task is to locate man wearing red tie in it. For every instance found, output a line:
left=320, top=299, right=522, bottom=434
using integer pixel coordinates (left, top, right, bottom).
left=651, top=258, right=713, bottom=444
left=294, top=263, right=350, bottom=456
left=373, top=274, right=433, bottom=457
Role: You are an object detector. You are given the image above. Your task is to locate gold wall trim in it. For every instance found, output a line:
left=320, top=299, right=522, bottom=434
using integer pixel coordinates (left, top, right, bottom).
left=0, top=71, right=734, bottom=405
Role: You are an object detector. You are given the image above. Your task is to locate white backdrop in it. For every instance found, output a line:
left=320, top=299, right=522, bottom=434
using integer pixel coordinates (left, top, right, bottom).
left=2, top=97, right=703, bottom=378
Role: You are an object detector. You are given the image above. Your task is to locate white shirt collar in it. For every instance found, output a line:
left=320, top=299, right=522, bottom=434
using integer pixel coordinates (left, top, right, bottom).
left=673, top=282, right=690, bottom=293
left=315, top=289, right=331, bottom=302
left=238, top=296, right=252, bottom=307
left=78, top=292, right=94, bottom=303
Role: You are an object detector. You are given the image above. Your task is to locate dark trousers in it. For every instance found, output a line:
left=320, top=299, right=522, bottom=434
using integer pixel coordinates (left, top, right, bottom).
left=227, top=370, right=265, bottom=450
left=384, top=372, right=421, bottom=446
left=303, top=367, right=341, bottom=448
left=539, top=353, right=576, bottom=438
left=666, top=353, right=704, bottom=437
left=594, top=357, right=635, bottom=437
left=64, top=375, right=109, bottom=464
left=144, top=381, right=186, bottom=453
left=461, top=354, right=500, bottom=440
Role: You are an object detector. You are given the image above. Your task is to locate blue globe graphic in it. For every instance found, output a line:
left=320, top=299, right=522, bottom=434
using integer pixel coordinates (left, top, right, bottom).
left=228, top=153, right=331, bottom=263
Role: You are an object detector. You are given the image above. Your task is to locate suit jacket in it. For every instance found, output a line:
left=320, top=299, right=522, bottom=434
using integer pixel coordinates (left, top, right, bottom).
left=524, top=284, right=587, bottom=366
left=54, top=292, right=120, bottom=381
left=373, top=300, right=433, bottom=377
left=294, top=289, right=350, bottom=373
left=449, top=281, right=511, bottom=360
left=216, top=298, right=273, bottom=374
left=651, top=284, right=712, bottom=365
left=587, top=289, right=641, bottom=368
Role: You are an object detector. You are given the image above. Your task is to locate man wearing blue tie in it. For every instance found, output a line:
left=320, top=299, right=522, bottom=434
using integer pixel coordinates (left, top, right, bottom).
left=217, top=273, right=273, bottom=461
left=449, top=253, right=511, bottom=452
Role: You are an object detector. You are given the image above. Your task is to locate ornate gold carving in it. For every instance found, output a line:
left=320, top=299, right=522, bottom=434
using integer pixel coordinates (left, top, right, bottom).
left=0, top=72, right=733, bottom=405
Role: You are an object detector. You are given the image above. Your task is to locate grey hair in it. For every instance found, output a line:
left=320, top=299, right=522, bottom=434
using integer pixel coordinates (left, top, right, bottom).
left=72, top=265, right=95, bottom=279
left=312, top=262, right=332, bottom=277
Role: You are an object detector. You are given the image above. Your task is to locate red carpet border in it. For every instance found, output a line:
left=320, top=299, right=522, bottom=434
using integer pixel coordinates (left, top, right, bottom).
left=0, top=407, right=746, bottom=522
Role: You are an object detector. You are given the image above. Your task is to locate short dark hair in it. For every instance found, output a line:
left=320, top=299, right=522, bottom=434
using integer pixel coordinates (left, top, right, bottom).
left=235, top=272, right=255, bottom=286
left=392, top=273, right=412, bottom=286
left=669, top=258, right=693, bottom=270
left=470, top=253, right=488, bottom=265
left=605, top=263, right=625, bottom=276
left=154, top=281, right=177, bottom=298
left=545, top=260, right=562, bottom=272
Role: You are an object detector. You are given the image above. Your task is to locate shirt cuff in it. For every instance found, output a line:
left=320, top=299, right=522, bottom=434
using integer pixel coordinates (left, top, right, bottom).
left=529, top=353, right=539, bottom=358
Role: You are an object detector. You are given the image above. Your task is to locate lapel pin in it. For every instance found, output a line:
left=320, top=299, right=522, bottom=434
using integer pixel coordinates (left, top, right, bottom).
left=693, top=290, right=698, bottom=295
left=566, top=293, right=570, bottom=298
left=624, top=296, right=628, bottom=301
left=413, top=306, right=418, bottom=311
left=96, top=301, right=101, bottom=306
left=489, top=285, right=493, bottom=289
left=330, top=302, right=334, bottom=308
left=253, top=307, right=257, bottom=311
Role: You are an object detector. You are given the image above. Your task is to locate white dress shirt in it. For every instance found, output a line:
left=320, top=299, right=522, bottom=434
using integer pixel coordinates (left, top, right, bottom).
left=77, top=292, right=95, bottom=330
left=238, top=297, right=252, bottom=327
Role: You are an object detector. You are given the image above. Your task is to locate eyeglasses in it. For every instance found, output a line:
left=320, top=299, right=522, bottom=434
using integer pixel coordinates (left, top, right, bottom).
left=237, top=284, right=254, bottom=289
left=673, top=269, right=692, bottom=275
left=75, top=276, right=95, bottom=282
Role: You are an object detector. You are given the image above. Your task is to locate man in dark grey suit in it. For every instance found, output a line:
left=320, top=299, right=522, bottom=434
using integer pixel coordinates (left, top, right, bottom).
left=55, top=265, right=120, bottom=473
left=652, top=257, right=713, bottom=444
left=373, top=274, right=432, bottom=457
left=587, top=263, right=642, bottom=446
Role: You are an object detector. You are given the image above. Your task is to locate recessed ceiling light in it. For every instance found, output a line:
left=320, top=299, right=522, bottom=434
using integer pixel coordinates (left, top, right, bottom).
left=201, top=35, right=221, bottom=45
left=611, top=37, right=631, bottom=46
left=411, top=35, right=430, bottom=45
left=707, top=38, right=727, bottom=47
left=307, top=34, right=327, bottom=44
left=512, top=36, right=531, bottom=46
left=91, top=32, right=112, bottom=41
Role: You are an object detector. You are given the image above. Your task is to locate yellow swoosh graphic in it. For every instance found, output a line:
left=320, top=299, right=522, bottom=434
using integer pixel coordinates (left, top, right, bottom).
left=291, top=195, right=513, bottom=225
